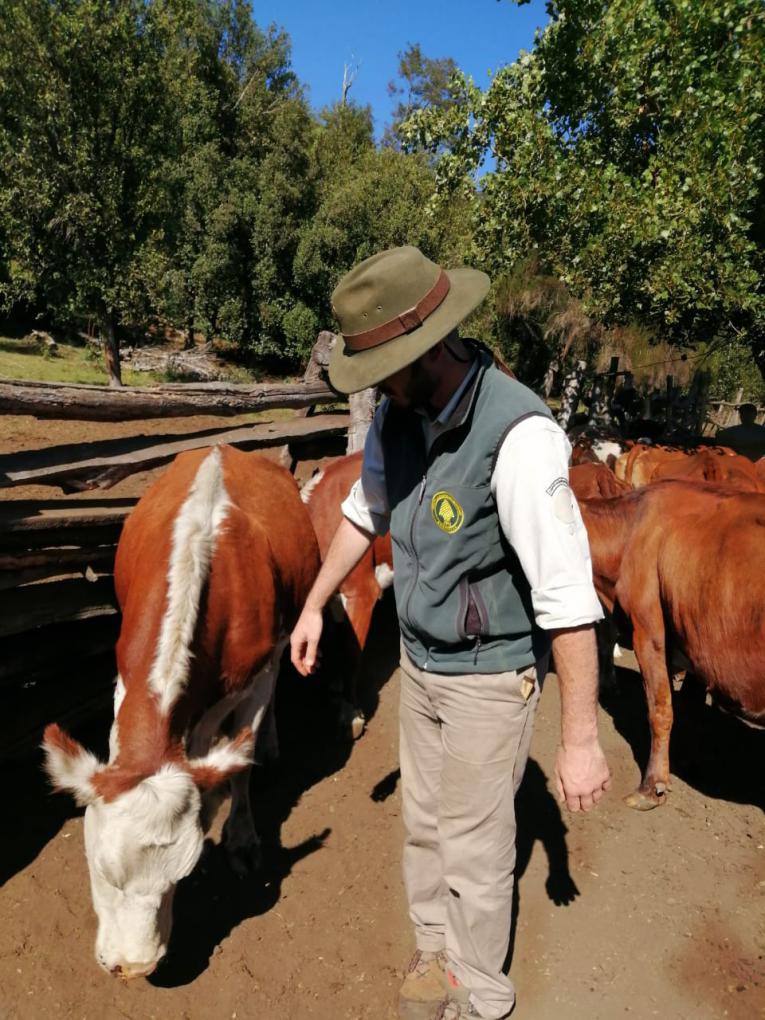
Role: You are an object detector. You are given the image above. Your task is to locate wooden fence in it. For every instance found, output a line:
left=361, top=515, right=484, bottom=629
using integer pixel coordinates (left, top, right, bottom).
left=0, top=346, right=355, bottom=760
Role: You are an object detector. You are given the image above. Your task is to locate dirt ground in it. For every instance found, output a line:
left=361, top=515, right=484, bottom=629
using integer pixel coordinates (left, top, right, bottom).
left=1, top=414, right=763, bottom=1020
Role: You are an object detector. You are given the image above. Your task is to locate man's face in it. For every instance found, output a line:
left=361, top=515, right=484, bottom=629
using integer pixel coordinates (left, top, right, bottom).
left=379, top=355, right=439, bottom=410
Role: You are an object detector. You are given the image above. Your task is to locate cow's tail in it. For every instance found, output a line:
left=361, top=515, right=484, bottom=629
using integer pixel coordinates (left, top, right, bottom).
left=150, top=447, right=231, bottom=714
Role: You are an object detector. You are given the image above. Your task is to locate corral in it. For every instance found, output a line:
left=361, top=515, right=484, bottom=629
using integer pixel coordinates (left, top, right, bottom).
left=1, top=394, right=762, bottom=1020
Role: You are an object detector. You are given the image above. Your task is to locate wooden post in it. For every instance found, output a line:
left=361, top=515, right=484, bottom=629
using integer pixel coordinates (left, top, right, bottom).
left=347, top=388, right=377, bottom=453
left=588, top=356, right=619, bottom=426
left=665, top=375, right=674, bottom=424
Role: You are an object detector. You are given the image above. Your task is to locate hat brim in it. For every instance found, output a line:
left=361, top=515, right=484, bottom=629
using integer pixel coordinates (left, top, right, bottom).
left=327, top=266, right=490, bottom=395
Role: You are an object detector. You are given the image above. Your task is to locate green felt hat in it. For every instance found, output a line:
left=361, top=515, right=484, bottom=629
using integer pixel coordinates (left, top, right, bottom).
left=328, top=246, right=490, bottom=394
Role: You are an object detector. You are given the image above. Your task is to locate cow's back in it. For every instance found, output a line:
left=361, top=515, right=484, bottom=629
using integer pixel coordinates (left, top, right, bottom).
left=115, top=446, right=320, bottom=697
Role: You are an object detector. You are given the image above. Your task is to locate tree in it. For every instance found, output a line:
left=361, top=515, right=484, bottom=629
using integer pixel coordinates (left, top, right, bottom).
left=0, top=0, right=187, bottom=385
left=293, top=127, right=473, bottom=358
left=385, top=43, right=459, bottom=148
left=402, top=0, right=765, bottom=383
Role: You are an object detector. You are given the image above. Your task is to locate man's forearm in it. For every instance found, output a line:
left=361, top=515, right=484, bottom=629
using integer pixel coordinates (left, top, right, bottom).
left=551, top=624, right=600, bottom=747
left=550, top=623, right=610, bottom=811
left=305, top=516, right=376, bottom=610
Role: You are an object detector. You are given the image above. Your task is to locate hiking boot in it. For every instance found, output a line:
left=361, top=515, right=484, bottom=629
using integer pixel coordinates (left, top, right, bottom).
left=398, top=949, right=449, bottom=1019
left=434, top=988, right=514, bottom=1020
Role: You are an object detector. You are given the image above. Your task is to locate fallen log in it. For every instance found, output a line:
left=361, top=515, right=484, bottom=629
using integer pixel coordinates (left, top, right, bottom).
left=0, top=376, right=338, bottom=421
left=0, top=413, right=350, bottom=491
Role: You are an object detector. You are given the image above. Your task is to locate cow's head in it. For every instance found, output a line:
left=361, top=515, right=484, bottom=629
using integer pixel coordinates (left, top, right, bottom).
left=42, top=723, right=253, bottom=979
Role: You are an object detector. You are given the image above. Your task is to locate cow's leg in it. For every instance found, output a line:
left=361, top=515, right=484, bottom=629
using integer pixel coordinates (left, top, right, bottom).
left=222, top=641, right=285, bottom=876
left=626, top=621, right=673, bottom=810
left=594, top=617, right=618, bottom=694
left=336, top=589, right=378, bottom=740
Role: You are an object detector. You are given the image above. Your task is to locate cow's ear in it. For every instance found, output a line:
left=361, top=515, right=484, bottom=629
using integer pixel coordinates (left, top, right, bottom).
left=187, top=728, right=254, bottom=791
left=42, top=723, right=103, bottom=806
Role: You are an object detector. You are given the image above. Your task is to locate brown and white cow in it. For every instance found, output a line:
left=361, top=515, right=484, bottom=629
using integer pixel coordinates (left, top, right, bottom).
left=301, top=451, right=393, bottom=739
left=579, top=480, right=765, bottom=810
left=43, top=446, right=320, bottom=978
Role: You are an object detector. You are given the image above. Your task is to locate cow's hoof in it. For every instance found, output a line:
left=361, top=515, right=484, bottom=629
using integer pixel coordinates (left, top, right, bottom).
left=349, top=712, right=366, bottom=741
left=335, top=700, right=366, bottom=742
left=227, top=841, right=263, bottom=878
left=624, top=784, right=667, bottom=811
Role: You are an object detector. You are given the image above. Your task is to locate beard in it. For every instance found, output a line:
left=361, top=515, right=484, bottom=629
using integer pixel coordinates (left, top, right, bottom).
left=380, top=357, right=439, bottom=411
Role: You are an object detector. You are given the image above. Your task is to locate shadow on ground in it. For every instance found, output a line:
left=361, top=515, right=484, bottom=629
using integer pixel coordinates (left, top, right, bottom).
left=600, top=665, right=764, bottom=812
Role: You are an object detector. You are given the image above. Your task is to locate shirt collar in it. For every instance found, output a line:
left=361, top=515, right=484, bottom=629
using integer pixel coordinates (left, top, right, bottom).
left=415, top=358, right=479, bottom=426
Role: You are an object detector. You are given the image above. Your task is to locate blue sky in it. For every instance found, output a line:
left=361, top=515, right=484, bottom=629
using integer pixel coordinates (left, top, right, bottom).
left=251, top=1, right=549, bottom=137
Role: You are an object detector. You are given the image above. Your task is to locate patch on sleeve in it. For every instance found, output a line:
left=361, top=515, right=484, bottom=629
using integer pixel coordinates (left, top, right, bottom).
left=546, top=477, right=576, bottom=528
left=545, top=476, right=569, bottom=497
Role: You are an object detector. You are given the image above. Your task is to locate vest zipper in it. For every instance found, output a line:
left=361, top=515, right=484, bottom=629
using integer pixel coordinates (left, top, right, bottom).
left=403, top=471, right=428, bottom=643
left=473, top=634, right=482, bottom=665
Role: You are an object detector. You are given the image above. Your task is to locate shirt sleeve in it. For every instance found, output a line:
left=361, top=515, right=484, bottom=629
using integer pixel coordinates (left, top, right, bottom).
left=491, top=416, right=604, bottom=630
left=340, top=400, right=392, bottom=536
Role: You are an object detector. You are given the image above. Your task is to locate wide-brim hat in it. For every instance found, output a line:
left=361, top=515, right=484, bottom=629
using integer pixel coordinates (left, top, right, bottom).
left=328, top=245, right=490, bottom=394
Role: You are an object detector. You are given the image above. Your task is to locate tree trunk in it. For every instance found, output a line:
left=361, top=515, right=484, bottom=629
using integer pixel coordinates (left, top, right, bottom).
left=184, top=317, right=194, bottom=350
left=556, top=359, right=586, bottom=431
left=101, top=311, right=123, bottom=388
left=542, top=357, right=559, bottom=399
left=347, top=388, right=377, bottom=453
left=297, top=331, right=338, bottom=418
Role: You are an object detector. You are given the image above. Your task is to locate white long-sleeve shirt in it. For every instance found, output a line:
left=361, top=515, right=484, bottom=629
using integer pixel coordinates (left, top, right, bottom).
left=341, top=369, right=603, bottom=632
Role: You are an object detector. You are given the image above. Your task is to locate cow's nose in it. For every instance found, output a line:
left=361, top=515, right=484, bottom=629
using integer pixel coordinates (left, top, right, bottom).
left=111, top=960, right=157, bottom=980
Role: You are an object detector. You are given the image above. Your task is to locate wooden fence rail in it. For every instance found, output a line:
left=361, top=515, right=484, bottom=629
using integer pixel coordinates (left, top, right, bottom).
left=0, top=353, right=357, bottom=759
left=0, top=376, right=337, bottom=421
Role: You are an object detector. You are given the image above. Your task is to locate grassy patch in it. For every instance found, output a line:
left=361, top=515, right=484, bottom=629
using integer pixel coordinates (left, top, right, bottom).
left=0, top=336, right=264, bottom=388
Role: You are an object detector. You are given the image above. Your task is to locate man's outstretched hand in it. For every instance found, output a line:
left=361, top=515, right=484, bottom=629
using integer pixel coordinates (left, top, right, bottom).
left=290, top=607, right=324, bottom=676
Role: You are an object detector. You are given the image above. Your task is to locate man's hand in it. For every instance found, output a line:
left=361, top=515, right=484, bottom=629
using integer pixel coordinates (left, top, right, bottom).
left=289, top=516, right=376, bottom=678
left=290, top=606, right=324, bottom=676
left=554, top=737, right=611, bottom=812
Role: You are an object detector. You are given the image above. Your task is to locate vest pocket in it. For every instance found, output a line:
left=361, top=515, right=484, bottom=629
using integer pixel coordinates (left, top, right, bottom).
left=457, top=576, right=488, bottom=640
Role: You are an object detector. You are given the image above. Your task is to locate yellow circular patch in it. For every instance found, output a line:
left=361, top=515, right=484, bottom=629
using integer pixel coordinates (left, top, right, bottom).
left=431, top=491, right=464, bottom=534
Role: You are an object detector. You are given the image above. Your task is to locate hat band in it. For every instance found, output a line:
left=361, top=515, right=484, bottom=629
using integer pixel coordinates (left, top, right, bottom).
left=343, top=270, right=451, bottom=353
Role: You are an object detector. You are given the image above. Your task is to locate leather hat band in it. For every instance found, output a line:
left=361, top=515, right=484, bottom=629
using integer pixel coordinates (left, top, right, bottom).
left=342, top=270, right=451, bottom=353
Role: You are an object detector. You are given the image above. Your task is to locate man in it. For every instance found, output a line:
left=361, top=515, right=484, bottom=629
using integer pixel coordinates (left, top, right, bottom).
left=716, top=402, right=765, bottom=462
left=290, top=246, right=610, bottom=1020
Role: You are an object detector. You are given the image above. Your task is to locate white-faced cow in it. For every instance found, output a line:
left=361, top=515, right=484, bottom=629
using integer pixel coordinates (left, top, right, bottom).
left=43, top=446, right=320, bottom=979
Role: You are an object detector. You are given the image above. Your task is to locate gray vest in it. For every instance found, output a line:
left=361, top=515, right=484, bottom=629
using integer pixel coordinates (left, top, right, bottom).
left=382, top=346, right=553, bottom=674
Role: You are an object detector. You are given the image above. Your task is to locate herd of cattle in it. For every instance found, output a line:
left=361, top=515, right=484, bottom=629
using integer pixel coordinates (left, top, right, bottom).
left=41, top=420, right=764, bottom=979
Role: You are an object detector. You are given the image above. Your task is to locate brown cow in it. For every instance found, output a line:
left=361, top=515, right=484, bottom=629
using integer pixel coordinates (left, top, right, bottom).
left=570, top=463, right=631, bottom=501
left=301, top=451, right=393, bottom=739
left=614, top=442, right=760, bottom=491
left=579, top=481, right=765, bottom=810
left=43, top=447, right=320, bottom=977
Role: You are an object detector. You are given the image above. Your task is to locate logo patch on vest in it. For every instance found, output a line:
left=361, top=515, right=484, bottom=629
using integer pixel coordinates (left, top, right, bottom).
left=431, top=491, right=464, bottom=534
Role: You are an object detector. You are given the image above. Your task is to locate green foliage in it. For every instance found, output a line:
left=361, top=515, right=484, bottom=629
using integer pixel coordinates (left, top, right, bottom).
left=403, top=0, right=765, bottom=388
left=385, top=44, right=460, bottom=148
left=0, top=0, right=182, bottom=329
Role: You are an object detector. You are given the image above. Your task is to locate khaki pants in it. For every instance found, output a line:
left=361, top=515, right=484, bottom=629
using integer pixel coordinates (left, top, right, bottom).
left=399, top=645, right=545, bottom=1020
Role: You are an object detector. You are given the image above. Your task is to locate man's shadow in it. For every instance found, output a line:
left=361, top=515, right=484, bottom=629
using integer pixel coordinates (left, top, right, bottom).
left=600, top=666, right=764, bottom=811
left=505, top=758, right=579, bottom=971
